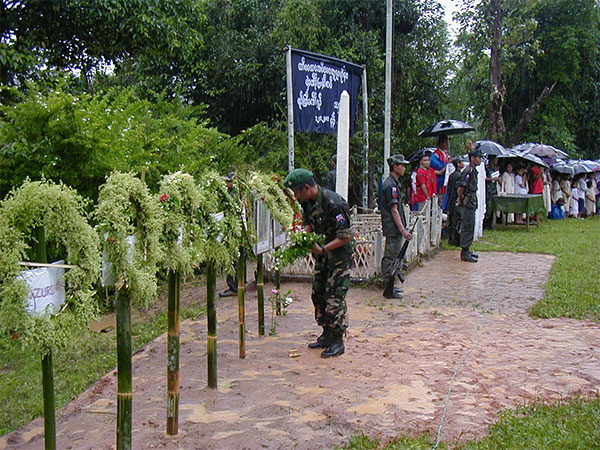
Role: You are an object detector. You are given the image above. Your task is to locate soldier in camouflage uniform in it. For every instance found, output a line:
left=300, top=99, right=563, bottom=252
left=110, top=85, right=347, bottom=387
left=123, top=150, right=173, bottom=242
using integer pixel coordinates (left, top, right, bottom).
left=284, top=168, right=353, bottom=358
left=456, top=148, right=483, bottom=263
left=380, top=154, right=413, bottom=299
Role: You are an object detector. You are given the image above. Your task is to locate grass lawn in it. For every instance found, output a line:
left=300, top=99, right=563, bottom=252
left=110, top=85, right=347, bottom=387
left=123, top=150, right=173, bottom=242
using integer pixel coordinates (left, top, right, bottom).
left=1, top=217, right=598, bottom=446
left=468, top=216, right=598, bottom=320
left=336, top=397, right=599, bottom=450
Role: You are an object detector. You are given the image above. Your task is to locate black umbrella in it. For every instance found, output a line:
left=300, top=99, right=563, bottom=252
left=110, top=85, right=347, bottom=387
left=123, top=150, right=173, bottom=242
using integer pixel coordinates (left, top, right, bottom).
left=407, top=147, right=435, bottom=164
left=475, top=140, right=509, bottom=156
left=418, top=119, right=475, bottom=137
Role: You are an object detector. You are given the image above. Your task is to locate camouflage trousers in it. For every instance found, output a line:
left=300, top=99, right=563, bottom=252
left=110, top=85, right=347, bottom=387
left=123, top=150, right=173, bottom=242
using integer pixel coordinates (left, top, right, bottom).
left=311, top=253, right=351, bottom=333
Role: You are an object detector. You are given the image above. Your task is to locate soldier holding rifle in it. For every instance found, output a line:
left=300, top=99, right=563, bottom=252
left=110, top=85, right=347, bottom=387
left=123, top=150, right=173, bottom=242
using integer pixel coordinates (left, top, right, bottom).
left=380, top=154, right=413, bottom=299
left=456, top=147, right=483, bottom=263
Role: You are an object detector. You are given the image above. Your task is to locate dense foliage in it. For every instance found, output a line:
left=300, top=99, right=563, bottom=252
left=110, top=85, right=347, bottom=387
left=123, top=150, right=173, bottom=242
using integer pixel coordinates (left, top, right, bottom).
left=0, top=0, right=597, bottom=201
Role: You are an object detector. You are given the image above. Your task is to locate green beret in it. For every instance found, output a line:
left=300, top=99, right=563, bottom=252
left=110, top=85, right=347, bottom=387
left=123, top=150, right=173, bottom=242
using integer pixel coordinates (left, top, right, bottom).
left=284, top=168, right=313, bottom=189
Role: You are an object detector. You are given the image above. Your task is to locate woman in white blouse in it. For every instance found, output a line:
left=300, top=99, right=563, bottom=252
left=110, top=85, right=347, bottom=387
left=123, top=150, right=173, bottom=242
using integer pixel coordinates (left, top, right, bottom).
left=500, top=163, right=515, bottom=222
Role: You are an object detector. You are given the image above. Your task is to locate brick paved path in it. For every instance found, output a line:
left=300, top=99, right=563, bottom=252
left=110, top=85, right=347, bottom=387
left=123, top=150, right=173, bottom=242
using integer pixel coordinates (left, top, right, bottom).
left=1, top=251, right=598, bottom=450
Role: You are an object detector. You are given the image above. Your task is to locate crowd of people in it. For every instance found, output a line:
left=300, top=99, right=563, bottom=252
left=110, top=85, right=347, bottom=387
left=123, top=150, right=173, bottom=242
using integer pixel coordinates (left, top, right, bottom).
left=406, top=136, right=599, bottom=222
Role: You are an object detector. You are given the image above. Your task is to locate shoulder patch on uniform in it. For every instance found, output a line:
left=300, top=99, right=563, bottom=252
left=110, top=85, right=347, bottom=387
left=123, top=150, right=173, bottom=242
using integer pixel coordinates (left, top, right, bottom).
left=391, top=186, right=398, bottom=198
left=335, top=213, right=345, bottom=224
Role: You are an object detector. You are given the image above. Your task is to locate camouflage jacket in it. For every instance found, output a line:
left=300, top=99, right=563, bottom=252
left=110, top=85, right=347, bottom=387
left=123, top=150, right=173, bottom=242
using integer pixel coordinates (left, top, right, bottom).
left=301, top=187, right=353, bottom=259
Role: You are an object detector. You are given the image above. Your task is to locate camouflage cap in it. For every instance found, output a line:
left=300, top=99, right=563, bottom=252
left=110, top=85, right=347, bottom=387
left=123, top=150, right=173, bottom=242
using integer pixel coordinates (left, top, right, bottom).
left=468, top=148, right=484, bottom=158
left=387, top=154, right=409, bottom=167
left=284, top=168, right=314, bottom=189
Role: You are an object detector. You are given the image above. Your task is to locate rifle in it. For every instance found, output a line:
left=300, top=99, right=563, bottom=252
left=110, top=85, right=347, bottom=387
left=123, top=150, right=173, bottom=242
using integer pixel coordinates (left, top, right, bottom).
left=389, top=223, right=416, bottom=283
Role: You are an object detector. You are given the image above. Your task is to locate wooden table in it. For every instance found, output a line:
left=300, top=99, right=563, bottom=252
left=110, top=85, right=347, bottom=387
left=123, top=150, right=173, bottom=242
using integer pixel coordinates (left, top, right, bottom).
left=490, top=194, right=546, bottom=231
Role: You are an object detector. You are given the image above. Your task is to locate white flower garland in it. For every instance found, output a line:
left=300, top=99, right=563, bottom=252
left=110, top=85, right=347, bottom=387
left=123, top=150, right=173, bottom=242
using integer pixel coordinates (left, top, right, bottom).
left=0, top=179, right=101, bottom=353
left=94, top=172, right=163, bottom=305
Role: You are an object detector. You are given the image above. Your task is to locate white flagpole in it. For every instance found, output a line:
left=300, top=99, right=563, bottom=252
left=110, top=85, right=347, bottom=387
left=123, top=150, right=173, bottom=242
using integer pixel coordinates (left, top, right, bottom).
left=384, top=0, right=393, bottom=178
left=286, top=46, right=295, bottom=172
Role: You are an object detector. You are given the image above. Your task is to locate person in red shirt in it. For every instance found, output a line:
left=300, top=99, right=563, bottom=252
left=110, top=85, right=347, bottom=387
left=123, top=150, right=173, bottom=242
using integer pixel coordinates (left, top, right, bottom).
left=413, top=151, right=437, bottom=211
left=529, top=164, right=544, bottom=194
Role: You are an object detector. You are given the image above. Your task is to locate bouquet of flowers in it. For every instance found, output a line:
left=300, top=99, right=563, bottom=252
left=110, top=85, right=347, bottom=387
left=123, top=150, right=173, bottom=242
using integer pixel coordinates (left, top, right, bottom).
left=272, top=230, right=325, bottom=271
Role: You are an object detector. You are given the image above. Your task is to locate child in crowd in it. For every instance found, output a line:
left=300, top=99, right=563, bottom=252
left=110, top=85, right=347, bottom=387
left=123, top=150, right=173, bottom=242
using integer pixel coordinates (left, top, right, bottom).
left=570, top=180, right=580, bottom=218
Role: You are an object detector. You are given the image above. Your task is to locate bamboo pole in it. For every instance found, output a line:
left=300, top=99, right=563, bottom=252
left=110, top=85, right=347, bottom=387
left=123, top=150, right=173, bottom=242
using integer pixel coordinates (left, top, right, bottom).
left=237, top=249, right=245, bottom=359
left=274, top=270, right=282, bottom=315
left=116, top=288, right=132, bottom=450
left=35, top=226, right=56, bottom=450
left=256, top=254, right=264, bottom=336
left=206, top=260, right=217, bottom=389
left=166, top=270, right=181, bottom=435
left=41, top=351, right=55, bottom=450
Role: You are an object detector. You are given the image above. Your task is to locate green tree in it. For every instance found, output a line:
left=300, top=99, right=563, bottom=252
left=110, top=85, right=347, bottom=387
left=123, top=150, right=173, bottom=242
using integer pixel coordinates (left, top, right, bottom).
left=0, top=0, right=205, bottom=96
left=0, top=83, right=245, bottom=200
left=453, top=0, right=599, bottom=156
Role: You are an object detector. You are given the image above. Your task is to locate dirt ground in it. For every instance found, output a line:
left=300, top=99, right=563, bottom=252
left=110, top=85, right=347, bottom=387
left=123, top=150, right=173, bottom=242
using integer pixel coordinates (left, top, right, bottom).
left=1, top=250, right=598, bottom=450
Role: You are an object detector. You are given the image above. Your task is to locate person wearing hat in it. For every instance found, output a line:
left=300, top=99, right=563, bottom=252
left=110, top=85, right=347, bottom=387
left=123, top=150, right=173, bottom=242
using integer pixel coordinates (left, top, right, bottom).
left=380, top=154, right=413, bottom=298
left=456, top=148, right=483, bottom=262
left=323, top=155, right=337, bottom=191
left=283, top=168, right=353, bottom=358
left=447, top=155, right=467, bottom=247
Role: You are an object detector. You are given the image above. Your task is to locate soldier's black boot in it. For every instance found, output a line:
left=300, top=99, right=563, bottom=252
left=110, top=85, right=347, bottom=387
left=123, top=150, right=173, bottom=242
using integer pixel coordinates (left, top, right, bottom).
left=461, top=249, right=477, bottom=262
left=383, top=277, right=402, bottom=299
left=308, top=327, right=330, bottom=349
left=321, top=331, right=344, bottom=358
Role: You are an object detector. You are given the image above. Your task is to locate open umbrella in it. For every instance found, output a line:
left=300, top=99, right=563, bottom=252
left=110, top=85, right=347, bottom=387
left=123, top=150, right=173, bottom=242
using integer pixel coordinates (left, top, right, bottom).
left=475, top=140, right=509, bottom=156
left=512, top=142, right=569, bottom=159
left=568, top=160, right=593, bottom=174
left=581, top=160, right=600, bottom=172
left=418, top=119, right=474, bottom=137
left=514, top=151, right=549, bottom=168
left=407, top=147, right=435, bottom=164
left=550, top=163, right=575, bottom=175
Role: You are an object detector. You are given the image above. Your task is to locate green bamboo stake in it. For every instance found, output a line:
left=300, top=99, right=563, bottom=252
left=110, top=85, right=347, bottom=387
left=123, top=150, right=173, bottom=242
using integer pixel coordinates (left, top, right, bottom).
left=274, top=269, right=282, bottom=315
left=166, top=270, right=181, bottom=435
left=256, top=254, right=264, bottom=336
left=116, top=288, right=132, bottom=450
left=35, top=227, right=56, bottom=450
left=206, top=260, right=217, bottom=389
left=237, top=248, right=245, bottom=359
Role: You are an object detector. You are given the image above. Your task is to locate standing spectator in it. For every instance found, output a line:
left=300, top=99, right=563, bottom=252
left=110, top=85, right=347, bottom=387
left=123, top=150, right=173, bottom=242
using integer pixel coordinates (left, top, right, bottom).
left=529, top=163, right=544, bottom=195
left=409, top=166, right=418, bottom=211
left=484, top=155, right=501, bottom=228
left=284, top=168, right=353, bottom=358
left=447, top=156, right=466, bottom=246
left=514, top=167, right=529, bottom=223
left=413, top=151, right=437, bottom=211
left=585, top=179, right=596, bottom=216
left=551, top=171, right=565, bottom=213
left=323, top=155, right=337, bottom=191
left=576, top=174, right=587, bottom=218
left=380, top=154, right=413, bottom=299
left=430, top=135, right=451, bottom=209
left=542, top=168, right=552, bottom=215
left=515, top=167, right=529, bottom=194
left=560, top=174, right=573, bottom=213
left=500, top=162, right=516, bottom=223
left=570, top=179, right=580, bottom=218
